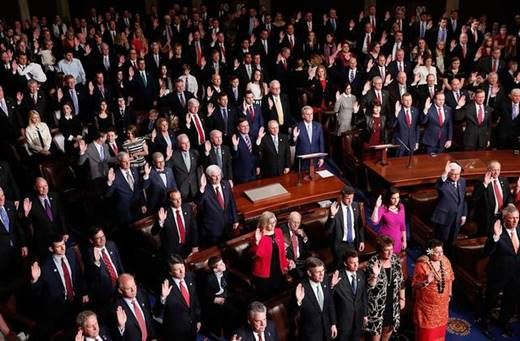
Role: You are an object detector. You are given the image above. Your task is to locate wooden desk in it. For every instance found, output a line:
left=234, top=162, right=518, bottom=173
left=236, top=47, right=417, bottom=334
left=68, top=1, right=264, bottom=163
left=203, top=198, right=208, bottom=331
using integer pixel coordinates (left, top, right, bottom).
left=364, top=150, right=520, bottom=188
left=234, top=172, right=345, bottom=220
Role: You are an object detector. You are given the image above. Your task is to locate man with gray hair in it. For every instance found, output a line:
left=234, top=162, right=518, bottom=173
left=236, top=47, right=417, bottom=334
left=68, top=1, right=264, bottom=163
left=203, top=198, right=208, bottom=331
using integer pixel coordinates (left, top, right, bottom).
left=197, top=165, right=238, bottom=246
left=292, top=105, right=325, bottom=170
left=496, top=87, right=520, bottom=149
left=232, top=301, right=279, bottom=341
left=171, top=134, right=200, bottom=202
left=75, top=310, right=112, bottom=340
left=262, top=79, right=293, bottom=133
left=181, top=98, right=208, bottom=148
left=431, top=161, right=467, bottom=250
left=480, top=204, right=520, bottom=336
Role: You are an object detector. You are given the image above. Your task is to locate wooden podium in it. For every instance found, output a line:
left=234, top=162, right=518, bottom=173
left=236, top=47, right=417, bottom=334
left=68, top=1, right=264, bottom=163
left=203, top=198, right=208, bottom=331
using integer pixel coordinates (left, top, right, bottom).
left=296, top=152, right=328, bottom=182
left=369, top=144, right=400, bottom=166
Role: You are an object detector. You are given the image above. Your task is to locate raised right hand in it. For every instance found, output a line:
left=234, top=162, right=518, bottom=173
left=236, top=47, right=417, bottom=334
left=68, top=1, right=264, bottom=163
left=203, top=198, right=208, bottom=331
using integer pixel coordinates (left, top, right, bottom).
left=161, top=279, right=172, bottom=298
left=254, top=228, right=263, bottom=244
left=107, top=168, right=115, bottom=184
left=23, top=197, right=32, bottom=217
left=231, top=134, right=239, bottom=147
left=493, top=219, right=503, bottom=237
left=116, top=306, right=127, bottom=327
left=330, top=201, right=339, bottom=216
left=78, top=139, right=87, bottom=153
left=31, top=261, right=41, bottom=282
left=372, top=260, right=381, bottom=277
left=295, top=283, right=305, bottom=303
left=375, top=195, right=382, bottom=208
left=483, top=171, right=492, bottom=186
left=158, top=207, right=167, bottom=223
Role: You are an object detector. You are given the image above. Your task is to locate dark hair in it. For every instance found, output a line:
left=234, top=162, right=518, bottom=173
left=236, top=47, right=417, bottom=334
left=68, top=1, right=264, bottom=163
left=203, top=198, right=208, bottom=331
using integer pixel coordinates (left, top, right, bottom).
left=167, top=254, right=184, bottom=267
left=305, top=256, right=324, bottom=270
left=343, top=248, right=358, bottom=262
left=376, top=235, right=394, bottom=253
left=341, top=186, right=355, bottom=196
left=426, top=239, right=443, bottom=251
left=88, top=226, right=104, bottom=239
left=49, top=233, right=65, bottom=246
left=383, top=187, right=401, bottom=210
left=208, top=256, right=223, bottom=269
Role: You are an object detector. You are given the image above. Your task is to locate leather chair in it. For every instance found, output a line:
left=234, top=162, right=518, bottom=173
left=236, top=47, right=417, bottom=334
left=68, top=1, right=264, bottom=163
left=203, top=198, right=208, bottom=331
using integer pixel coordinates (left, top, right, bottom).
left=265, top=290, right=295, bottom=341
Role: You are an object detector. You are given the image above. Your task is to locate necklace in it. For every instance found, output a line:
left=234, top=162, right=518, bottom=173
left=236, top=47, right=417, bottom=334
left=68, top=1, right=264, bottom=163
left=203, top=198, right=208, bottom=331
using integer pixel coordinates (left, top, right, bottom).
left=428, top=259, right=445, bottom=293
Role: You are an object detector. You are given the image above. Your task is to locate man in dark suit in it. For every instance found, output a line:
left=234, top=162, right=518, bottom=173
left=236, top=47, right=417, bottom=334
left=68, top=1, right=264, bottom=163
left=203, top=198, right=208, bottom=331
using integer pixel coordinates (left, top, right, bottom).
left=206, top=92, right=238, bottom=141
left=147, top=152, right=177, bottom=213
left=23, top=177, right=68, bottom=259
left=145, top=42, right=165, bottom=76
left=455, top=89, right=493, bottom=150
left=258, top=120, right=291, bottom=178
left=478, top=48, right=505, bottom=75
left=392, top=93, right=421, bottom=156
left=152, top=190, right=199, bottom=259
left=180, top=99, right=209, bottom=150
left=106, top=152, right=150, bottom=227
left=495, top=88, right=520, bottom=149
left=431, top=162, right=468, bottom=249
left=113, top=273, right=157, bottom=341
left=367, top=55, right=390, bottom=83
left=18, top=79, right=49, bottom=126
left=473, top=161, right=513, bottom=237
left=171, top=134, right=201, bottom=202
left=261, top=80, right=294, bottom=134
left=0, top=161, right=21, bottom=204
left=60, top=74, right=89, bottom=121
left=157, top=79, right=194, bottom=118
left=480, top=205, right=520, bottom=337
left=414, top=74, right=442, bottom=111
left=89, top=72, right=115, bottom=110
left=359, top=76, right=391, bottom=117
left=295, top=257, right=337, bottom=341
left=155, top=255, right=201, bottom=341
left=114, top=96, right=137, bottom=141
left=203, top=130, right=233, bottom=183
left=387, top=49, right=412, bottom=80
left=241, top=90, right=264, bottom=140
left=75, top=310, right=112, bottom=340
left=197, top=165, right=239, bottom=246
left=421, top=93, right=453, bottom=154
left=85, top=226, right=124, bottom=310
left=30, top=234, right=88, bottom=339
left=232, top=118, right=258, bottom=184
left=0, top=187, right=27, bottom=287
left=292, top=106, right=326, bottom=170
left=342, top=57, right=366, bottom=99
left=333, top=249, right=368, bottom=341
left=0, top=85, right=22, bottom=152
left=232, top=301, right=279, bottom=341
left=326, top=186, right=365, bottom=269
left=78, top=132, right=116, bottom=181
left=444, top=78, right=468, bottom=110
left=281, top=211, right=311, bottom=280
left=130, top=58, right=157, bottom=110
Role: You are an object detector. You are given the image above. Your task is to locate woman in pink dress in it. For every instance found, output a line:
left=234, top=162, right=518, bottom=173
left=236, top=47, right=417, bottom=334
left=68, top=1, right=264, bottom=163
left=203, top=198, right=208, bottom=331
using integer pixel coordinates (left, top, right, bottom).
left=371, top=187, right=407, bottom=254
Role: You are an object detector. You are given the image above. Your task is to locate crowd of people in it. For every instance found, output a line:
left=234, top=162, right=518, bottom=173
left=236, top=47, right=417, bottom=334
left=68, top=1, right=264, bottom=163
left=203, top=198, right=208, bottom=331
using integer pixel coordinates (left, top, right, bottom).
left=0, top=1, right=520, bottom=340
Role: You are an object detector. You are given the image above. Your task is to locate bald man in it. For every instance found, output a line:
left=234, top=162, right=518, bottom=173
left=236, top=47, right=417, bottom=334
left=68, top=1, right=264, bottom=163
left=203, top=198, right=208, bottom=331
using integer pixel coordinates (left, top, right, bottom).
left=431, top=161, right=468, bottom=249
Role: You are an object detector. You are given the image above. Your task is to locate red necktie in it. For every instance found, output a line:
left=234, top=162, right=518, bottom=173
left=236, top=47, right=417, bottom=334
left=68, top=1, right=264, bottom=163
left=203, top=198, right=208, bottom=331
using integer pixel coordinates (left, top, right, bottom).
left=405, top=109, right=411, bottom=127
left=180, top=280, right=190, bottom=307
left=492, top=180, right=503, bottom=209
left=176, top=209, right=186, bottom=244
left=216, top=186, right=225, bottom=209
left=258, top=332, right=264, bottom=341
left=111, top=143, right=119, bottom=155
left=376, top=91, right=381, bottom=104
left=492, top=59, right=497, bottom=72
left=477, top=105, right=484, bottom=125
left=291, top=232, right=299, bottom=259
left=437, top=107, right=444, bottom=126
left=193, top=114, right=206, bottom=144
left=249, top=106, right=255, bottom=121
left=195, top=43, right=202, bottom=66
left=132, top=299, right=148, bottom=341
left=61, top=258, right=74, bottom=301
left=101, top=249, right=118, bottom=285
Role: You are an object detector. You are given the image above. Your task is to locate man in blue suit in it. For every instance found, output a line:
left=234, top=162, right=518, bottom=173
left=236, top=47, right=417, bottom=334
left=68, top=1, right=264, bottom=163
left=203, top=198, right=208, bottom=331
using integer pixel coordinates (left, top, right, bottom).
left=392, top=93, right=421, bottom=156
left=106, top=152, right=150, bottom=228
left=232, top=118, right=258, bottom=183
left=197, top=165, right=239, bottom=247
left=241, top=90, right=264, bottom=140
left=30, top=234, right=88, bottom=339
left=130, top=58, right=156, bottom=110
left=421, top=93, right=453, bottom=154
left=431, top=162, right=468, bottom=249
left=292, top=106, right=326, bottom=170
left=147, top=152, right=177, bottom=213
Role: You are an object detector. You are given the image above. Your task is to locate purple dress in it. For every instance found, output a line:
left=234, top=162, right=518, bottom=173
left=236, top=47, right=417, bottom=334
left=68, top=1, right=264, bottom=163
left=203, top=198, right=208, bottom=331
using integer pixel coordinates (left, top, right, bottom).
left=375, top=204, right=407, bottom=254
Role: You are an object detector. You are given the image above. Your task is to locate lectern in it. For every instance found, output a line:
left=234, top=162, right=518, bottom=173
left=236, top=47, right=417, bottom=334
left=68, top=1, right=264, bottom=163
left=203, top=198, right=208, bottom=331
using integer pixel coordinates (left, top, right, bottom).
left=296, top=152, right=328, bottom=182
left=369, top=144, right=400, bottom=166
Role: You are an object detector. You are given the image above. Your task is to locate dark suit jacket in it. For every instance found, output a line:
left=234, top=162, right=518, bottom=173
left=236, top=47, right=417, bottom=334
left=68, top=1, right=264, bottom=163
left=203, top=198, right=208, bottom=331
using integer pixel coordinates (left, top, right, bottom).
left=496, top=101, right=520, bottom=149
left=157, top=91, right=194, bottom=117
left=206, top=106, right=238, bottom=138
left=258, top=134, right=291, bottom=178
left=19, top=90, right=49, bottom=126
left=233, top=321, right=279, bottom=341
left=333, top=269, right=368, bottom=341
left=239, top=103, right=264, bottom=139
left=152, top=131, right=176, bottom=159
left=131, top=71, right=157, bottom=109
left=197, top=181, right=238, bottom=245
left=293, top=120, right=325, bottom=158
left=106, top=168, right=150, bottom=226
left=25, top=192, right=67, bottom=258
left=391, top=106, right=421, bottom=149
left=0, top=201, right=26, bottom=271
left=113, top=107, right=137, bottom=139
left=261, top=94, right=294, bottom=133
left=232, top=134, right=258, bottom=183
left=483, top=225, right=520, bottom=288
left=60, top=85, right=89, bottom=120
left=326, top=201, right=365, bottom=253
left=455, top=102, right=493, bottom=149
left=421, top=104, right=453, bottom=147
left=151, top=204, right=198, bottom=258
left=154, top=273, right=201, bottom=341
left=297, top=277, right=337, bottom=341
left=84, top=240, right=124, bottom=304
left=0, top=161, right=21, bottom=200
left=360, top=89, right=391, bottom=117
left=171, top=150, right=200, bottom=201
left=0, top=97, right=21, bottom=143
left=431, top=177, right=468, bottom=241
left=203, top=145, right=233, bottom=181
left=280, top=223, right=310, bottom=262
left=147, top=167, right=177, bottom=212
left=473, top=176, right=513, bottom=236
left=444, top=89, right=469, bottom=110
left=113, top=289, right=157, bottom=341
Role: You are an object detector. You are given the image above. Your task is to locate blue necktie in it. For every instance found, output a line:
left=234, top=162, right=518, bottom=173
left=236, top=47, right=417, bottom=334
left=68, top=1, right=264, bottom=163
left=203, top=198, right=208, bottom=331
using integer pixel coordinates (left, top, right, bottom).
left=346, top=206, right=353, bottom=242
left=0, top=207, right=9, bottom=232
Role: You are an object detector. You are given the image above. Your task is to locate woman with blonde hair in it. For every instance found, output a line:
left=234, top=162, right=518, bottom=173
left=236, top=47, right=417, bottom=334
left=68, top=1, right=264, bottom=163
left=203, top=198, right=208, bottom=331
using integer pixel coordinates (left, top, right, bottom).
left=251, top=211, right=289, bottom=299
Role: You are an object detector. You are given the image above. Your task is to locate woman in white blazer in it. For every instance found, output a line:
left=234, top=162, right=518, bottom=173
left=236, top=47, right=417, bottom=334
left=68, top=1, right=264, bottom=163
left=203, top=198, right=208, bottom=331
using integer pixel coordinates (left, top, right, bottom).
left=25, top=110, right=52, bottom=156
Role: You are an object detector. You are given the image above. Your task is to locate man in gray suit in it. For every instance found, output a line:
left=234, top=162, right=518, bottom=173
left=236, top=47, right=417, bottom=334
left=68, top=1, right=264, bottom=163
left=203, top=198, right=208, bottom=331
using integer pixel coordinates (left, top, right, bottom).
left=171, top=134, right=201, bottom=202
left=78, top=131, right=116, bottom=180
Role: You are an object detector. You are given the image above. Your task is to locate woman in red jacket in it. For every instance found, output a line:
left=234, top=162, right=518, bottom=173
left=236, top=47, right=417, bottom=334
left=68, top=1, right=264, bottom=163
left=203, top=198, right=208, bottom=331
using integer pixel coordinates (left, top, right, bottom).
left=251, top=211, right=289, bottom=299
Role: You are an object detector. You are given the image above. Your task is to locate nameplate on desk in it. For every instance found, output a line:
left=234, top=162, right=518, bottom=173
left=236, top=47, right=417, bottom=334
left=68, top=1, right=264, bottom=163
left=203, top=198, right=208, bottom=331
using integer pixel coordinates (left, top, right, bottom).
left=243, top=183, right=289, bottom=203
